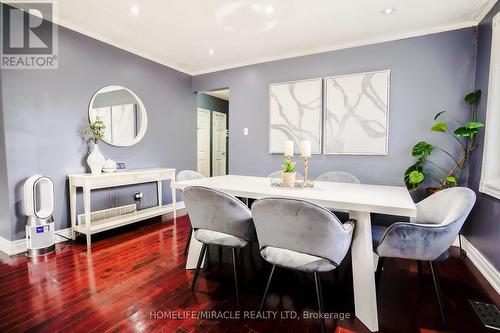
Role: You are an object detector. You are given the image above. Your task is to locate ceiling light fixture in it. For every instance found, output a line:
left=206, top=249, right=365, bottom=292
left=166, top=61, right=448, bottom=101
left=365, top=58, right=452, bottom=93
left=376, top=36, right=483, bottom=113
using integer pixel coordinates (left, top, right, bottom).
left=129, top=5, right=140, bottom=15
left=383, top=8, right=394, bottom=15
left=208, top=48, right=215, bottom=55
left=215, top=1, right=277, bottom=33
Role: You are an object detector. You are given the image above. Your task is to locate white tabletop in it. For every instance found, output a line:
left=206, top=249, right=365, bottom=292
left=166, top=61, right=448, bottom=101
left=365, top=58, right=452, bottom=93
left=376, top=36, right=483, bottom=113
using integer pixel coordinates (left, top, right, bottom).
left=174, top=175, right=416, bottom=217
left=68, top=168, right=175, bottom=179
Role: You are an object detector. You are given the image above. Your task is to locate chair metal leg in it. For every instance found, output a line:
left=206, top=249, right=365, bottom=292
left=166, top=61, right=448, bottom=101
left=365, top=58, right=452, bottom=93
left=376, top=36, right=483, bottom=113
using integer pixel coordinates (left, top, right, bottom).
left=314, top=272, right=326, bottom=333
left=183, top=227, right=192, bottom=256
left=259, top=265, right=276, bottom=312
left=191, top=243, right=207, bottom=291
left=417, top=260, right=424, bottom=286
left=232, top=247, right=240, bottom=306
left=218, top=246, right=223, bottom=268
left=429, top=261, right=447, bottom=326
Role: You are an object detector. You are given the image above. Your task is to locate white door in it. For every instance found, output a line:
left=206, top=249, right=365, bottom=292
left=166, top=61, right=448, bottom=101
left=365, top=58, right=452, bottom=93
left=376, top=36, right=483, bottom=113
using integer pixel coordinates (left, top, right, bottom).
left=197, top=108, right=211, bottom=177
left=212, top=111, right=227, bottom=176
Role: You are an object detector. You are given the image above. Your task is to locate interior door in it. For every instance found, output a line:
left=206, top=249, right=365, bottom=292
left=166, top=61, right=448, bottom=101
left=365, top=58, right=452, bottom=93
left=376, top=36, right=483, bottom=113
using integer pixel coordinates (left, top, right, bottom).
left=212, top=111, right=227, bottom=176
left=197, top=108, right=211, bottom=177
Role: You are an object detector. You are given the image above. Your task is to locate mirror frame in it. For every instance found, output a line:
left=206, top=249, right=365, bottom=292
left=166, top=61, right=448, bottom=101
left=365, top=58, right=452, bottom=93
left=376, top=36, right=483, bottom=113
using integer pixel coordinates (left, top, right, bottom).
left=88, top=85, right=148, bottom=147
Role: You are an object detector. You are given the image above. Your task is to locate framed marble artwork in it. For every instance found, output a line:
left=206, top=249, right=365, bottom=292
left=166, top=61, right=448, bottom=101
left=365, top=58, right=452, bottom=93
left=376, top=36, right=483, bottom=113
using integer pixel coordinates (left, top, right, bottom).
left=269, top=78, right=322, bottom=154
left=324, top=70, right=390, bottom=155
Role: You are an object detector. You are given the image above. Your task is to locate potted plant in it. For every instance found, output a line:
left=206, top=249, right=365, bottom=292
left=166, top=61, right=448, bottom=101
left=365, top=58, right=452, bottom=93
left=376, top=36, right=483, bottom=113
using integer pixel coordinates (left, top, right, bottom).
left=404, top=90, right=484, bottom=194
left=282, top=158, right=297, bottom=187
left=82, top=117, right=106, bottom=175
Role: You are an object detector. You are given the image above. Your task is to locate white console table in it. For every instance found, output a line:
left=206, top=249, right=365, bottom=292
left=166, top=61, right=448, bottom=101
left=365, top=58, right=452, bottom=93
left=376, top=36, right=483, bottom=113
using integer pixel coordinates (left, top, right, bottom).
left=68, top=168, right=176, bottom=246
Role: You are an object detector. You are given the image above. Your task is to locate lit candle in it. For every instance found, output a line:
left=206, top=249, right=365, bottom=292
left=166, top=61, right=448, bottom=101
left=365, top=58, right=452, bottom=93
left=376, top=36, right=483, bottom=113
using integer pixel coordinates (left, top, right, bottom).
left=284, top=140, right=294, bottom=157
left=300, top=140, right=311, bottom=158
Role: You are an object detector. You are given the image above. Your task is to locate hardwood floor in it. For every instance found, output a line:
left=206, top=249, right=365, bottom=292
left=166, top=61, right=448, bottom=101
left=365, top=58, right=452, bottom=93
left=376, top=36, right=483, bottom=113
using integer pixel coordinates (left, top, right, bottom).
left=0, top=214, right=498, bottom=333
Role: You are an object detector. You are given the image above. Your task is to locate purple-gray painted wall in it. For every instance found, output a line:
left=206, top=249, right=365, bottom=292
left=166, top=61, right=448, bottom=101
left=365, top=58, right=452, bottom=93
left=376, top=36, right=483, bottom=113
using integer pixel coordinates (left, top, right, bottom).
left=193, top=28, right=477, bottom=191
left=0, top=69, right=11, bottom=240
left=464, top=2, right=500, bottom=270
left=1, top=18, right=196, bottom=241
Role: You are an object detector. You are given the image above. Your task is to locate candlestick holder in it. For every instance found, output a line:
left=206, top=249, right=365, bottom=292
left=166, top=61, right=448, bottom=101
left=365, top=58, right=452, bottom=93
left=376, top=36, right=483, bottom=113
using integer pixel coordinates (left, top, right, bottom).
left=302, top=156, right=314, bottom=188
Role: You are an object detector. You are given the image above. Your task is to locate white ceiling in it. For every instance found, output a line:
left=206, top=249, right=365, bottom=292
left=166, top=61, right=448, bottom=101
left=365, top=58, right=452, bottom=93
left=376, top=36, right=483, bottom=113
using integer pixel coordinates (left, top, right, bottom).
left=203, top=89, right=230, bottom=101
left=44, top=0, right=498, bottom=75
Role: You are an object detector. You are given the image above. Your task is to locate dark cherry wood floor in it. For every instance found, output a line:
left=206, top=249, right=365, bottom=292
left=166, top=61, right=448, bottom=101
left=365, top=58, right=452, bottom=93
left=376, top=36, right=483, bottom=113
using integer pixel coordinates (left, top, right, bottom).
left=0, top=214, right=498, bottom=333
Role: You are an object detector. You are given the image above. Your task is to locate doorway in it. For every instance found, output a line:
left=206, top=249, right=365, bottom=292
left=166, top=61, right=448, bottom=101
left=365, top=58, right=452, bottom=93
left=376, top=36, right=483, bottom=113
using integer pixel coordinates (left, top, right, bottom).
left=196, top=89, right=229, bottom=177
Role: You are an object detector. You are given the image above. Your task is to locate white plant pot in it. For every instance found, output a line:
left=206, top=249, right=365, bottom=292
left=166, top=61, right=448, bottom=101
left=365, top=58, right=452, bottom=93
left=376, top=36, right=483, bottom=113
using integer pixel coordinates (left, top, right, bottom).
left=282, top=172, right=296, bottom=187
left=87, top=143, right=105, bottom=175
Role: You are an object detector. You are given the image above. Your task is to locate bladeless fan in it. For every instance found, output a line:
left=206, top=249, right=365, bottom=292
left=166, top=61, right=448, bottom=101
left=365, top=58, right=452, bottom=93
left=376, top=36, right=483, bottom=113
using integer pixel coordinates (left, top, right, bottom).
left=23, top=175, right=56, bottom=257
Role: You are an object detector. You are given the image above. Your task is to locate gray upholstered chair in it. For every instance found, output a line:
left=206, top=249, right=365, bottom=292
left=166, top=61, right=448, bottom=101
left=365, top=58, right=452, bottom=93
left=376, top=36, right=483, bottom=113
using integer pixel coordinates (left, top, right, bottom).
left=315, top=171, right=360, bottom=222
left=183, top=186, right=256, bottom=305
left=177, top=170, right=205, bottom=255
left=372, top=187, right=476, bottom=326
left=252, top=198, right=354, bottom=332
left=177, top=170, right=205, bottom=182
left=315, top=171, right=360, bottom=184
left=267, top=170, right=304, bottom=180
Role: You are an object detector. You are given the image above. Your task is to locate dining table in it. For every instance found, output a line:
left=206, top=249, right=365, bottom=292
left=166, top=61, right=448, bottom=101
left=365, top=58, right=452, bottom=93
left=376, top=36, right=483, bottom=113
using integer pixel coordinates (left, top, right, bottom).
left=173, top=174, right=417, bottom=332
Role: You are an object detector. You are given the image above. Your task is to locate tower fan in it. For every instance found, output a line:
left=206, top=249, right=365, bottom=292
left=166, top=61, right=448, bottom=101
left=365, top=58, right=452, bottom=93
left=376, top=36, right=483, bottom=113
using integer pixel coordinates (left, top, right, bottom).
left=23, top=175, right=56, bottom=257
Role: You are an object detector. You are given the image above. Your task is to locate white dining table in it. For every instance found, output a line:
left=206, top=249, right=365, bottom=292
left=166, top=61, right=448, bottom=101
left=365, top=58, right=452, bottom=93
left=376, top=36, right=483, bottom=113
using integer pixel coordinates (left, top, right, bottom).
left=173, top=175, right=417, bottom=332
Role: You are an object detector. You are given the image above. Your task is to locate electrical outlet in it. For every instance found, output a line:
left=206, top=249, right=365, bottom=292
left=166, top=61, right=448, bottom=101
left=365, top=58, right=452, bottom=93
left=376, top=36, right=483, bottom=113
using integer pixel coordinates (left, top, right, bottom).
left=133, top=192, right=143, bottom=200
left=244, top=128, right=249, bottom=136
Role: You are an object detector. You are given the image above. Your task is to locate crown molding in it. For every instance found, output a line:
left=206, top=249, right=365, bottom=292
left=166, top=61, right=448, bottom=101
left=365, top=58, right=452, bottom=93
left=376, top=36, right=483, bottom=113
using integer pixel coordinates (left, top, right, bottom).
left=191, top=21, right=477, bottom=75
left=475, top=0, right=499, bottom=24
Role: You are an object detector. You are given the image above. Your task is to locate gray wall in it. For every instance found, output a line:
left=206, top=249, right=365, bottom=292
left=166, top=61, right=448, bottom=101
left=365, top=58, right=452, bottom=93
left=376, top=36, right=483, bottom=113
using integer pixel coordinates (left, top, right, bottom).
left=464, top=2, right=500, bottom=270
left=0, top=70, right=11, bottom=240
left=1, top=17, right=196, bottom=241
left=193, top=28, right=477, bottom=189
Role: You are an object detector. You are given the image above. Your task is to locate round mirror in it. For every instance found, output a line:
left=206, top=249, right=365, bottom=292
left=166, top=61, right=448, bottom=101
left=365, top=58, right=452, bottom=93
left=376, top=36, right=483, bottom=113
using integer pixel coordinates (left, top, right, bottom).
left=88, top=85, right=147, bottom=146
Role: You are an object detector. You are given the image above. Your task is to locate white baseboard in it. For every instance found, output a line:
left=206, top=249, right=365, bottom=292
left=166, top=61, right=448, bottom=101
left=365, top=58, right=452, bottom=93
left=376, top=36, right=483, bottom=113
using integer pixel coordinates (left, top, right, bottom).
left=0, top=227, right=73, bottom=256
left=459, top=236, right=500, bottom=295
left=0, top=236, right=11, bottom=256
left=0, top=201, right=186, bottom=256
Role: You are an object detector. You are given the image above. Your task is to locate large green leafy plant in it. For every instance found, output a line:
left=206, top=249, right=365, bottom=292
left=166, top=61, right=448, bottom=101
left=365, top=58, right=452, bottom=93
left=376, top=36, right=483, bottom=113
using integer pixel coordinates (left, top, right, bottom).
left=404, top=90, right=484, bottom=190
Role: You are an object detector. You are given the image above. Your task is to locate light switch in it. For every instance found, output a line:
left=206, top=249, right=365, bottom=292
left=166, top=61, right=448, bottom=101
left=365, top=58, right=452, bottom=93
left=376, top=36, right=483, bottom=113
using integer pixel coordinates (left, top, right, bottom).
left=243, top=128, right=249, bottom=136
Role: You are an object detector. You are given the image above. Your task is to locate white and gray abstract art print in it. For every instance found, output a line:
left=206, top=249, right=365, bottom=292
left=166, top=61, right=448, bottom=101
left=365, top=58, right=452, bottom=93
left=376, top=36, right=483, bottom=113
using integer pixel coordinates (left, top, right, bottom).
left=269, top=78, right=322, bottom=154
left=324, top=70, right=390, bottom=155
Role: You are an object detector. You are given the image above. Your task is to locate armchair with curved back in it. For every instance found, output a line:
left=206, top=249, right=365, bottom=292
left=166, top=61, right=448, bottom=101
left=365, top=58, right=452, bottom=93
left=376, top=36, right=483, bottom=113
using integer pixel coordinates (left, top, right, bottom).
left=372, top=187, right=476, bottom=326
left=315, top=171, right=360, bottom=184
left=176, top=170, right=205, bottom=255
left=252, top=197, right=354, bottom=332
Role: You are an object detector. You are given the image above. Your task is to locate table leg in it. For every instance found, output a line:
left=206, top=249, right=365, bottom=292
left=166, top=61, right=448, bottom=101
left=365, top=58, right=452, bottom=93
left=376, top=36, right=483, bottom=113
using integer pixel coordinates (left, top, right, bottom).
left=186, top=234, right=206, bottom=270
left=350, top=210, right=379, bottom=332
left=157, top=180, right=163, bottom=207
left=171, top=180, right=177, bottom=220
left=83, top=188, right=91, bottom=247
left=69, top=181, right=77, bottom=240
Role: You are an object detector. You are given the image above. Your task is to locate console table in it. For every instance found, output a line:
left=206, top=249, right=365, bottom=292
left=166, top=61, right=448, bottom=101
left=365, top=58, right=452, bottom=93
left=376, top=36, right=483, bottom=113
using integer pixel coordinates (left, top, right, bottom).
left=68, top=168, right=176, bottom=246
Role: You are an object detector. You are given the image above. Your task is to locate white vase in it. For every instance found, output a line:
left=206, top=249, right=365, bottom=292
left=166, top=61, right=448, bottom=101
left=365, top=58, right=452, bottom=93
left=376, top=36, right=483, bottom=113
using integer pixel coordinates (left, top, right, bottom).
left=87, top=143, right=105, bottom=175
left=282, top=172, right=296, bottom=187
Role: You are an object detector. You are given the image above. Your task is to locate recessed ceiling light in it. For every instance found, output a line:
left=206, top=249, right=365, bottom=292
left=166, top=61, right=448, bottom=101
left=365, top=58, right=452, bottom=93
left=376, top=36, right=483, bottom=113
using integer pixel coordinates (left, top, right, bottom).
left=265, top=5, right=274, bottom=14
left=208, top=48, right=215, bottom=55
left=129, top=5, right=140, bottom=15
left=383, top=8, right=394, bottom=15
